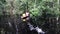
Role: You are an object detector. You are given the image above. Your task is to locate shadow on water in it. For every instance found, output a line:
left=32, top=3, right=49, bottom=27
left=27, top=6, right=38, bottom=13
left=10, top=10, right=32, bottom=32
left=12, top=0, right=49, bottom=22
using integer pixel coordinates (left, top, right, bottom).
left=0, top=15, right=59, bottom=34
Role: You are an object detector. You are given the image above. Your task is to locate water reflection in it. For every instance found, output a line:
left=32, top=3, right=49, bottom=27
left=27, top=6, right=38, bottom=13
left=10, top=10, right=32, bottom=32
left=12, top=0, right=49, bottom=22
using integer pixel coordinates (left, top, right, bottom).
left=27, top=23, right=45, bottom=34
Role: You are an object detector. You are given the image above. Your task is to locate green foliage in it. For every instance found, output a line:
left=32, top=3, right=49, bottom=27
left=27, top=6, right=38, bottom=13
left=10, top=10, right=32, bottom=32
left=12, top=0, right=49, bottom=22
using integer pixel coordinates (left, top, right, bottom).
left=0, top=0, right=60, bottom=33
left=0, top=0, right=6, bottom=16
left=0, top=0, right=60, bottom=25
left=30, top=8, right=40, bottom=17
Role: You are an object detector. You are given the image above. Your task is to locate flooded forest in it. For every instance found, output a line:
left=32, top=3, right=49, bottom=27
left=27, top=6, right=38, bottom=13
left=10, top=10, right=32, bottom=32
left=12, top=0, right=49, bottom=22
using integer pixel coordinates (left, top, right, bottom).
left=0, top=0, right=60, bottom=34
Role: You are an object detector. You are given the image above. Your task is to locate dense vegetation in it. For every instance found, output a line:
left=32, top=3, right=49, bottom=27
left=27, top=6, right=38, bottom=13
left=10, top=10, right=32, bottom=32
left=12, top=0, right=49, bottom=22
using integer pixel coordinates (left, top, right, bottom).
left=0, top=0, right=60, bottom=34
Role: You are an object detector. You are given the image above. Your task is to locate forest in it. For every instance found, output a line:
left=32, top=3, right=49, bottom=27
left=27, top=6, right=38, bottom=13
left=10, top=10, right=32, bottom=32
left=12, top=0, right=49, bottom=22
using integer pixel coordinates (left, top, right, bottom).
left=0, top=0, right=60, bottom=34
